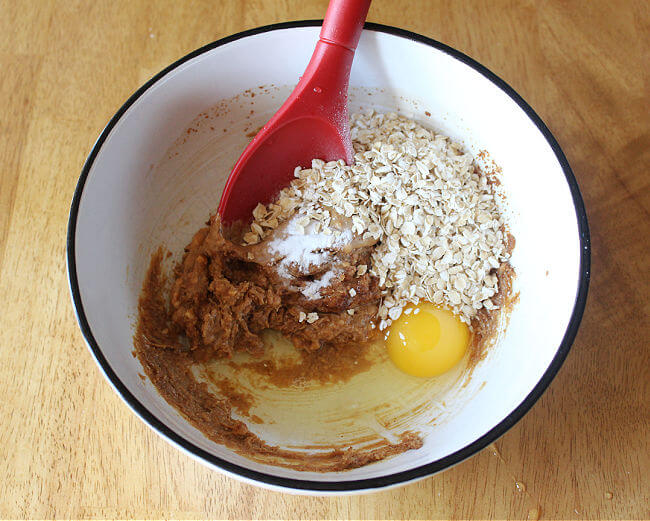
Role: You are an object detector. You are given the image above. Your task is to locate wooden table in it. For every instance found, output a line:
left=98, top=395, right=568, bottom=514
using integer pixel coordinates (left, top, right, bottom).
left=1, top=1, right=647, bottom=518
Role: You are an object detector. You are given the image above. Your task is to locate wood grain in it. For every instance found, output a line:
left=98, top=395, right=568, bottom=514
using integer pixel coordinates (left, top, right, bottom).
left=0, top=0, right=648, bottom=518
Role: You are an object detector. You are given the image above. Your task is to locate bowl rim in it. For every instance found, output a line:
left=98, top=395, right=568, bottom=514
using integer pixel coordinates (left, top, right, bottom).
left=67, top=20, right=590, bottom=493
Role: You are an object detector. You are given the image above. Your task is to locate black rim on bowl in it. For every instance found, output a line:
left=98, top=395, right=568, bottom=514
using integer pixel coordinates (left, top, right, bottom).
left=67, top=20, right=590, bottom=492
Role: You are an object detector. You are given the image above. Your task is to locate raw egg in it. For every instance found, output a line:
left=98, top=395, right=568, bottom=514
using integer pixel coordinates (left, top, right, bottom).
left=386, top=303, right=470, bottom=378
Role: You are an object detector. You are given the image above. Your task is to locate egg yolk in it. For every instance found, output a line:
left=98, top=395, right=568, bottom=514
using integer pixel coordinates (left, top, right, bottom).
left=386, top=303, right=470, bottom=378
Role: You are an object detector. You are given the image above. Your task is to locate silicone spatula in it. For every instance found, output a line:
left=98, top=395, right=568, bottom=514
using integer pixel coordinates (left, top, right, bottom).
left=218, top=0, right=372, bottom=224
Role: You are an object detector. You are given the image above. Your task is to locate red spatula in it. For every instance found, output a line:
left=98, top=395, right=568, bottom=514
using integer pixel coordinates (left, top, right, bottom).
left=218, top=0, right=372, bottom=225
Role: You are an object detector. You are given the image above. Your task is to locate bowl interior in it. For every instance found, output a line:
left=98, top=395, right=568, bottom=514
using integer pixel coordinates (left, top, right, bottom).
left=71, top=25, right=583, bottom=488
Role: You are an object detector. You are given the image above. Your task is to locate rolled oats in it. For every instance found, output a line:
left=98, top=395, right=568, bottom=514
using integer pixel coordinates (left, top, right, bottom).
left=244, top=111, right=511, bottom=328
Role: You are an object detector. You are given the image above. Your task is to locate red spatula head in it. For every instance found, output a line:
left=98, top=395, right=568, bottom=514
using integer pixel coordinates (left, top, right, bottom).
left=218, top=0, right=372, bottom=225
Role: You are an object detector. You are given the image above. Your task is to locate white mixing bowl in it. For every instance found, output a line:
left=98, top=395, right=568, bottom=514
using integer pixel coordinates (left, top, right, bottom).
left=67, top=22, right=590, bottom=493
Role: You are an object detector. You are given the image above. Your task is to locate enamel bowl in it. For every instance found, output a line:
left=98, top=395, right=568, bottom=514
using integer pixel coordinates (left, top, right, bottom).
left=67, top=22, right=589, bottom=493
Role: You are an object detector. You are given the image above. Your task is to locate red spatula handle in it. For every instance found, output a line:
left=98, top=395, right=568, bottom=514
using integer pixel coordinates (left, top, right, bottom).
left=217, top=0, right=372, bottom=224
left=320, top=0, right=372, bottom=51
